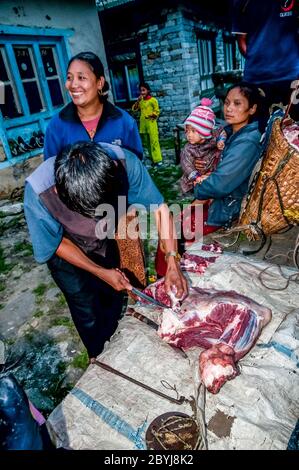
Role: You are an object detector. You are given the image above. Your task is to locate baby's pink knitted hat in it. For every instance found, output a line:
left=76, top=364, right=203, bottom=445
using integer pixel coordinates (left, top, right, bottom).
left=184, top=98, right=215, bottom=138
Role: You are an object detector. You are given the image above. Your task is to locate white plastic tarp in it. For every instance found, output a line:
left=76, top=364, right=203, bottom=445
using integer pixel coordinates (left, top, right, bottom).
left=47, top=249, right=299, bottom=450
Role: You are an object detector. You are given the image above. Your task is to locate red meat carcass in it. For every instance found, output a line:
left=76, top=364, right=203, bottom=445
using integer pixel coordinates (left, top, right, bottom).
left=144, top=282, right=272, bottom=393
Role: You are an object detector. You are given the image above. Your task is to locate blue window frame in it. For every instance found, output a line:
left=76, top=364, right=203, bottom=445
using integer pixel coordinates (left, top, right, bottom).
left=110, top=62, right=140, bottom=104
left=0, top=25, right=73, bottom=169
left=197, top=34, right=216, bottom=93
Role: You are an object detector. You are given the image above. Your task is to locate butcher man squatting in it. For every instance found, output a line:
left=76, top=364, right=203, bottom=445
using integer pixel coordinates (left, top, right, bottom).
left=24, top=141, right=188, bottom=361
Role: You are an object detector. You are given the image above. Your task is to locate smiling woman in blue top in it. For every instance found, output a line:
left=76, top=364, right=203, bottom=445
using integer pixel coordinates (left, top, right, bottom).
left=43, top=51, right=143, bottom=160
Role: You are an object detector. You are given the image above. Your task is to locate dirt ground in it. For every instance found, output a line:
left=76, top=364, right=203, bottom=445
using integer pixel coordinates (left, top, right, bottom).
left=0, top=155, right=298, bottom=420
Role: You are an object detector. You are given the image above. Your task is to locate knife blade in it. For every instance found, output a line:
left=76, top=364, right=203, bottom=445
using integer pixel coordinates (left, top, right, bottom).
left=131, top=287, right=170, bottom=309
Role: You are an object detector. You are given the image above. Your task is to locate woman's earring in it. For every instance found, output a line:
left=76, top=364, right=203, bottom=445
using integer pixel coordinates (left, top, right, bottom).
left=98, top=89, right=103, bottom=96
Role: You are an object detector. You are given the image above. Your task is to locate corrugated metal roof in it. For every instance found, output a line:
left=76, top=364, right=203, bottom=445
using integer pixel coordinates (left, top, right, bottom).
left=96, top=0, right=135, bottom=11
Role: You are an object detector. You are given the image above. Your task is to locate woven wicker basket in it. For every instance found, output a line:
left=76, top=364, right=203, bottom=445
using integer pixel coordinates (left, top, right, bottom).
left=239, top=117, right=299, bottom=240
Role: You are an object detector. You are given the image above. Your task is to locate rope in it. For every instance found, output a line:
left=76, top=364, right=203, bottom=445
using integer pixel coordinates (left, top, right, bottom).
left=257, top=263, right=299, bottom=291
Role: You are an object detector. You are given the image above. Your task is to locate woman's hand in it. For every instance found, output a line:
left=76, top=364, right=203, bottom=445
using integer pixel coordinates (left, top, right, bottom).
left=164, top=258, right=188, bottom=303
left=101, top=268, right=132, bottom=291
left=194, top=158, right=207, bottom=172
left=193, top=172, right=211, bottom=186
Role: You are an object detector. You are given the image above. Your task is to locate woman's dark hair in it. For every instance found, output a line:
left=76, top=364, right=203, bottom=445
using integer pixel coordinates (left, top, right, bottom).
left=67, top=51, right=110, bottom=102
left=55, top=142, right=120, bottom=218
left=139, top=82, right=151, bottom=92
left=225, top=81, right=265, bottom=119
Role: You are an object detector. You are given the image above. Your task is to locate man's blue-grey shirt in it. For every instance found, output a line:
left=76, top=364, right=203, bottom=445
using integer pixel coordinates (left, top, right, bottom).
left=24, top=144, right=163, bottom=263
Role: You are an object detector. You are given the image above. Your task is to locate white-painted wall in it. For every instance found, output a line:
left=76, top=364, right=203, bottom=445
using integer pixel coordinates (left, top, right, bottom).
left=0, top=0, right=108, bottom=75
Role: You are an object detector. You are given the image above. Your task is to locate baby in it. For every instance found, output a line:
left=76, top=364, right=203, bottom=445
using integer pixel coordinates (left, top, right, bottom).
left=180, top=98, right=226, bottom=194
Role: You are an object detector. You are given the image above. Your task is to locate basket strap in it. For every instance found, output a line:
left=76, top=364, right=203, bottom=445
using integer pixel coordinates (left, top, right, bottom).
left=256, top=149, right=296, bottom=228
left=239, top=114, right=282, bottom=220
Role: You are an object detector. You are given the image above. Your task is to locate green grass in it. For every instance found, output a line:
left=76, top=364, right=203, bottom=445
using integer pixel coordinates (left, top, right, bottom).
left=50, top=316, right=72, bottom=327
left=0, top=281, right=5, bottom=292
left=0, top=245, right=14, bottom=274
left=32, top=283, right=48, bottom=297
left=56, top=293, right=67, bottom=307
left=5, top=338, right=15, bottom=346
left=72, top=350, right=89, bottom=370
left=24, top=331, right=34, bottom=343
left=160, top=137, right=175, bottom=150
left=13, top=241, right=33, bottom=256
left=149, top=164, right=183, bottom=205
left=56, top=361, right=67, bottom=375
left=0, top=215, right=24, bottom=236
left=33, top=310, right=44, bottom=318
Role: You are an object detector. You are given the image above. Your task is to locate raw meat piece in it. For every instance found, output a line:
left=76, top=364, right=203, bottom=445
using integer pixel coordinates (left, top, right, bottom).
left=201, top=243, right=223, bottom=253
left=143, top=278, right=173, bottom=308
left=143, top=253, right=219, bottom=306
left=283, top=122, right=299, bottom=152
left=154, top=285, right=271, bottom=393
left=199, top=344, right=238, bottom=394
left=180, top=253, right=218, bottom=273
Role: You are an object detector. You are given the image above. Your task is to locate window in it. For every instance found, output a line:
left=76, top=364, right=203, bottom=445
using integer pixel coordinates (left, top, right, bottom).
left=0, top=25, right=72, bottom=169
left=197, top=35, right=216, bottom=92
left=0, top=43, right=66, bottom=120
left=108, top=48, right=141, bottom=106
left=235, top=45, right=245, bottom=71
left=39, top=46, right=64, bottom=107
left=0, top=48, right=22, bottom=119
left=223, top=38, right=235, bottom=71
left=223, top=35, right=245, bottom=71
left=13, top=46, right=45, bottom=114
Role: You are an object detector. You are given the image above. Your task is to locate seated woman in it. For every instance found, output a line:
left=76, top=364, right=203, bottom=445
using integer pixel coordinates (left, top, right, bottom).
left=156, top=82, right=263, bottom=277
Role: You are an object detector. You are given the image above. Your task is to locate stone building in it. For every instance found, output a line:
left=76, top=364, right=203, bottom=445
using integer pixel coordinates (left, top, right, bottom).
left=0, top=0, right=107, bottom=197
left=97, top=0, right=244, bottom=137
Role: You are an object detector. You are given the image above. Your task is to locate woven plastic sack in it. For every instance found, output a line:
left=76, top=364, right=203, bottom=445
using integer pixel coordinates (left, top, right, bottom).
left=239, top=117, right=299, bottom=240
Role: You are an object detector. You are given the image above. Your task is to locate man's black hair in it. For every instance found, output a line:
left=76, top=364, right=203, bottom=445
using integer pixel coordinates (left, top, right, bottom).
left=55, top=142, right=121, bottom=218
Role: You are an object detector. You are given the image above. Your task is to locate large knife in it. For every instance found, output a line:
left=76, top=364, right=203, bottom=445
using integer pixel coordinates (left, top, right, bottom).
left=131, top=287, right=170, bottom=309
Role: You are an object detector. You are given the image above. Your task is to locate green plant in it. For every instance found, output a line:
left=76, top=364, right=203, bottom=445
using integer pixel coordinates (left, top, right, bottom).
left=72, top=350, right=89, bottom=370
left=0, top=281, right=5, bottom=292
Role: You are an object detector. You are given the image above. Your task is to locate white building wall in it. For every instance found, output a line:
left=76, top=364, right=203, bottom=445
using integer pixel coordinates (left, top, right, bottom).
left=0, top=0, right=108, bottom=74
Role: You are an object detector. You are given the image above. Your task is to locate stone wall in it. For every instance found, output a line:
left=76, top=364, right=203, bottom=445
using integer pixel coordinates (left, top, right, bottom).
left=138, top=8, right=226, bottom=137
left=0, top=155, right=43, bottom=200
